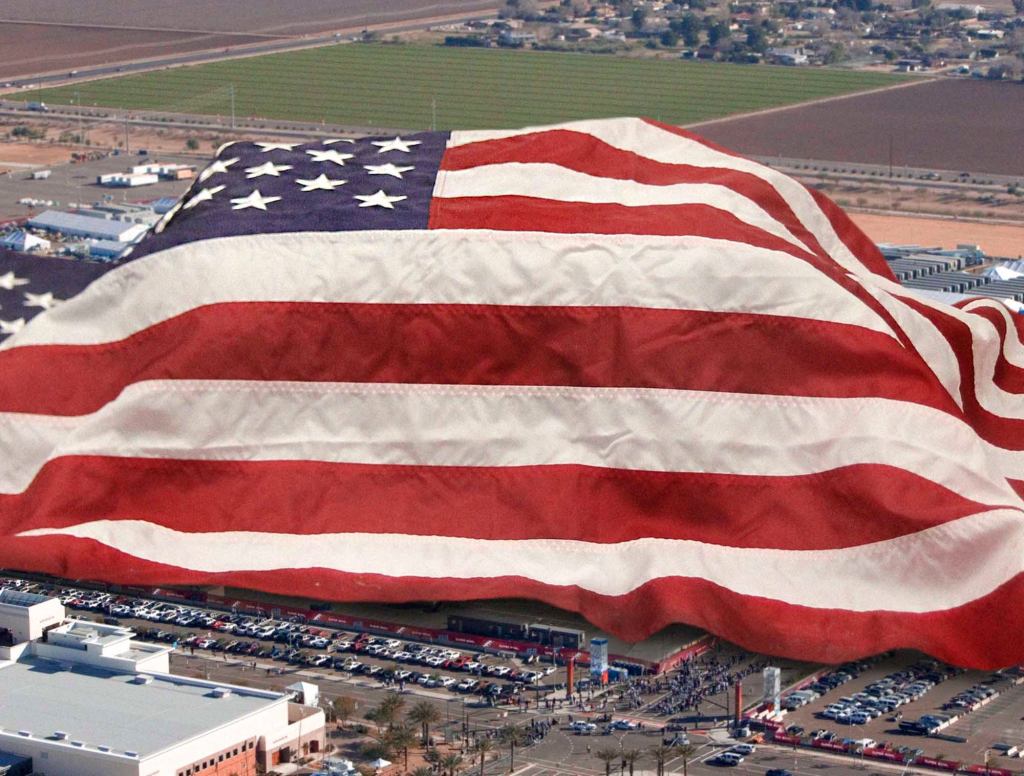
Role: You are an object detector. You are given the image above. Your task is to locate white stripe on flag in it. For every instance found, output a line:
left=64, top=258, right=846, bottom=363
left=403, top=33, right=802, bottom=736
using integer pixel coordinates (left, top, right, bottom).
left=19, top=508, right=1024, bottom=613
left=1, top=230, right=896, bottom=351
left=2, top=380, right=1020, bottom=505
left=859, top=274, right=1024, bottom=420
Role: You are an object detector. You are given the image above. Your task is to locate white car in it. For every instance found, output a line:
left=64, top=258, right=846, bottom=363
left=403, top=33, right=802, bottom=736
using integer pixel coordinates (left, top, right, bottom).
left=730, top=744, right=755, bottom=756
left=715, top=753, right=744, bottom=766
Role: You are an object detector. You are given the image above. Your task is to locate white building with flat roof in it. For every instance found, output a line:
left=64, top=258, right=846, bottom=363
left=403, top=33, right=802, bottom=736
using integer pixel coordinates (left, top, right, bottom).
left=0, top=592, right=325, bottom=776
left=0, top=588, right=64, bottom=645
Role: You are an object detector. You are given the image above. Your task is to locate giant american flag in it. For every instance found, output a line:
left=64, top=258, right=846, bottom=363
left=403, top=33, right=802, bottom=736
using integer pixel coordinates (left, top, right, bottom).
left=1, top=118, right=1023, bottom=669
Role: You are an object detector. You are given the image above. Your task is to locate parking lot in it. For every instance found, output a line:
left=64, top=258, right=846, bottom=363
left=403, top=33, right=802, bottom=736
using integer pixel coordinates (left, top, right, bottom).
left=1, top=575, right=570, bottom=709
left=0, top=150, right=193, bottom=220
left=776, top=653, right=1024, bottom=770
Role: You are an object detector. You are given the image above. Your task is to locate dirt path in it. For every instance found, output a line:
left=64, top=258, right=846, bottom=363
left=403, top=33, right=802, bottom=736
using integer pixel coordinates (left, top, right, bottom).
left=686, top=76, right=935, bottom=131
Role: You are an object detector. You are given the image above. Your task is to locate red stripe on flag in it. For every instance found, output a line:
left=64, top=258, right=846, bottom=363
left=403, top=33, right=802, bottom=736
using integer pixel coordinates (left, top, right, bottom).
left=807, top=187, right=893, bottom=281
left=1, top=457, right=992, bottom=550
left=0, top=303, right=954, bottom=416
left=441, top=128, right=832, bottom=262
left=899, top=293, right=1024, bottom=450
left=3, top=533, right=1022, bottom=669
left=643, top=118, right=894, bottom=280
left=432, top=196, right=819, bottom=258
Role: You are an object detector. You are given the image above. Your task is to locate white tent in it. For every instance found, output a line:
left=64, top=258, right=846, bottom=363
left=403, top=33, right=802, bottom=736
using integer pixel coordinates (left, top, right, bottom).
left=370, top=757, right=392, bottom=769
left=285, top=680, right=319, bottom=707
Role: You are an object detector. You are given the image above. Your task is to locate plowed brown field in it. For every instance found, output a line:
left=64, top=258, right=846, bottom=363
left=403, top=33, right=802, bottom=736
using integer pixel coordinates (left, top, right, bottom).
left=696, top=79, right=1024, bottom=177
left=0, top=0, right=499, bottom=79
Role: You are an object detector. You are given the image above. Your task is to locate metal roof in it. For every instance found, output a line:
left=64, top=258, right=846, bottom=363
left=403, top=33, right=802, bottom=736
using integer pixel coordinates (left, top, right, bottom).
left=0, top=656, right=286, bottom=760
left=26, top=210, right=148, bottom=242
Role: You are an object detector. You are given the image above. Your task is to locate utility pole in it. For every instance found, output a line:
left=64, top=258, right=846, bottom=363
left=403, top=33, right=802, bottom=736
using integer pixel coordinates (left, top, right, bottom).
left=75, top=90, right=82, bottom=143
left=124, top=113, right=130, bottom=154
left=230, top=83, right=236, bottom=130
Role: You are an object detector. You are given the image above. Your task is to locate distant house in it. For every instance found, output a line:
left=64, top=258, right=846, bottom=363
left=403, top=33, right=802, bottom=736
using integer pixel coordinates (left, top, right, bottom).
left=936, top=2, right=983, bottom=15
left=767, top=46, right=809, bottom=64
left=895, top=58, right=926, bottom=71
left=499, top=30, right=537, bottom=46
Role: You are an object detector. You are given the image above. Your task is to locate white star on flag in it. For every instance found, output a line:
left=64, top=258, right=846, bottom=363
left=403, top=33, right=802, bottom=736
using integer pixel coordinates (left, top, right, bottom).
left=255, top=142, right=300, bottom=152
left=296, top=174, right=347, bottom=192
left=182, top=185, right=226, bottom=210
left=0, top=318, right=25, bottom=335
left=364, top=163, right=415, bottom=179
left=0, top=271, right=30, bottom=291
left=372, top=136, right=421, bottom=154
left=23, top=291, right=58, bottom=310
left=245, top=161, right=293, bottom=179
left=323, top=138, right=356, bottom=145
left=197, top=157, right=238, bottom=183
left=354, top=190, right=407, bottom=209
left=230, top=189, right=281, bottom=211
left=305, top=149, right=354, bottom=166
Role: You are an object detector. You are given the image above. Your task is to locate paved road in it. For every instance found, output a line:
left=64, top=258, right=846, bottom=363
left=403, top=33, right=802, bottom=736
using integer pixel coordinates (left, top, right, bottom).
left=1, top=7, right=498, bottom=89
left=758, top=156, right=1024, bottom=190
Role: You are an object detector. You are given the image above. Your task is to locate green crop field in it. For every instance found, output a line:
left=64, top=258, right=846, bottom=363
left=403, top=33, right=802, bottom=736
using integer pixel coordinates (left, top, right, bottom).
left=25, top=43, right=907, bottom=130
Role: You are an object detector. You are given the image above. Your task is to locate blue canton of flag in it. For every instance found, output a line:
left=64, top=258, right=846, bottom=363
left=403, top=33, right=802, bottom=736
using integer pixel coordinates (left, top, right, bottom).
left=133, top=133, right=448, bottom=260
left=0, top=252, right=108, bottom=344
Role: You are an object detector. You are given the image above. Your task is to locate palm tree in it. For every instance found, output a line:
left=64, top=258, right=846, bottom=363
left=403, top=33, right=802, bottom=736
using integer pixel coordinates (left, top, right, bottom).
left=334, top=696, right=358, bottom=730
left=499, top=724, right=528, bottom=772
left=474, top=737, right=495, bottom=776
left=622, top=749, right=643, bottom=776
left=386, top=724, right=419, bottom=772
left=440, top=752, right=464, bottom=776
left=408, top=700, right=443, bottom=746
left=648, top=745, right=672, bottom=776
left=371, top=691, right=407, bottom=730
left=596, top=748, right=620, bottom=776
left=674, top=744, right=697, bottom=776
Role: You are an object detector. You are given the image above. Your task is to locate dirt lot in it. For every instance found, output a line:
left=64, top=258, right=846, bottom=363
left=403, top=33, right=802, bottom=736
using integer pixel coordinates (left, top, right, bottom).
left=696, top=79, right=1024, bottom=177
left=0, top=141, right=73, bottom=166
left=0, top=117, right=241, bottom=158
left=0, top=0, right=500, bottom=79
left=0, top=25, right=262, bottom=80
left=852, top=213, right=1024, bottom=258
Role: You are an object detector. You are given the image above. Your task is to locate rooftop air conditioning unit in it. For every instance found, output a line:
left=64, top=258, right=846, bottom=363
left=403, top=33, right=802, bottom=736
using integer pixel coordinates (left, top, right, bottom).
left=71, top=741, right=85, bottom=747
left=211, top=687, right=232, bottom=699
left=97, top=745, right=110, bottom=752
left=53, top=731, right=69, bottom=740
left=133, top=674, right=154, bottom=684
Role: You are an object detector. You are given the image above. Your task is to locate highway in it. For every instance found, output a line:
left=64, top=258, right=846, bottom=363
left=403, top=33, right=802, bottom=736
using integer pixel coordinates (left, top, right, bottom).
left=0, top=6, right=498, bottom=90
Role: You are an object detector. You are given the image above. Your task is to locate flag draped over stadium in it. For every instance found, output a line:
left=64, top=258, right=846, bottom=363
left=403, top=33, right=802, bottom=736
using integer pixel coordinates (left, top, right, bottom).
left=1, top=117, right=1023, bottom=669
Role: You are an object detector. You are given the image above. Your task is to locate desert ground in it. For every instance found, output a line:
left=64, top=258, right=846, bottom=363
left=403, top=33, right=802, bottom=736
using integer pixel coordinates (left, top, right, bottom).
left=0, top=0, right=500, bottom=78
left=853, top=213, right=1024, bottom=258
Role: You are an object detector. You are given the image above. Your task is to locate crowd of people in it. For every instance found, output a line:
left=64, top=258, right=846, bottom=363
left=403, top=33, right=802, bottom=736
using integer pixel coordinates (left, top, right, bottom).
left=612, top=651, right=771, bottom=718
